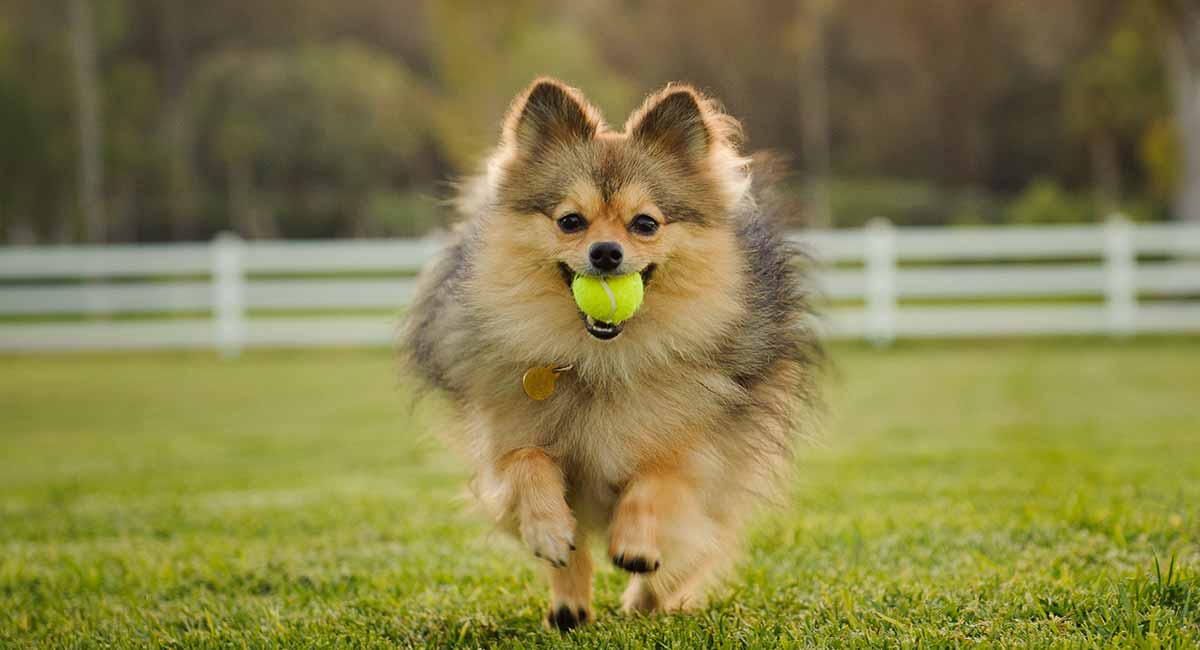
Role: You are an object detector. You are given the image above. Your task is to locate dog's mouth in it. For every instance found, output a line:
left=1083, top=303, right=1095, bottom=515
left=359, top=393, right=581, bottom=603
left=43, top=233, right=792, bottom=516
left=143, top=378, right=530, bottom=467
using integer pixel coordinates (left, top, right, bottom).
left=582, top=315, right=622, bottom=340
left=558, top=262, right=655, bottom=341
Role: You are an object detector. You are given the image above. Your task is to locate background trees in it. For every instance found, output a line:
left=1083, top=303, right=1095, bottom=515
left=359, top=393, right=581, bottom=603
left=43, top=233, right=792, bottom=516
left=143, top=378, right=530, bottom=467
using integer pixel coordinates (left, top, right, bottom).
left=0, top=0, right=1196, bottom=243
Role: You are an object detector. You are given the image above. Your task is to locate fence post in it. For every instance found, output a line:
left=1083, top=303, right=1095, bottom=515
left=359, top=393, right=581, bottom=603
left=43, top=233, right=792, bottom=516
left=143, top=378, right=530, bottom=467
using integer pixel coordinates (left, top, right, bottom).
left=212, top=231, right=246, bottom=358
left=865, top=217, right=896, bottom=346
left=1104, top=215, right=1136, bottom=338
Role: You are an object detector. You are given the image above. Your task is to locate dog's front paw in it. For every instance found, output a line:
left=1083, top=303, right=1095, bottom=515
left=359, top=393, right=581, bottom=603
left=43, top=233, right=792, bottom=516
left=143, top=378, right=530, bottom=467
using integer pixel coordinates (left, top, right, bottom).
left=609, top=526, right=661, bottom=574
left=520, top=511, right=576, bottom=568
left=613, top=551, right=660, bottom=573
left=545, top=603, right=590, bottom=632
left=611, top=546, right=661, bottom=573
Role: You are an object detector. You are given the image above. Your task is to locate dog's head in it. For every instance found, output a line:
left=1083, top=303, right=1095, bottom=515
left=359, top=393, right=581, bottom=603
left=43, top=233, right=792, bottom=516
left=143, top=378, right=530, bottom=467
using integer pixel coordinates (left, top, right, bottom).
left=467, top=79, right=751, bottom=367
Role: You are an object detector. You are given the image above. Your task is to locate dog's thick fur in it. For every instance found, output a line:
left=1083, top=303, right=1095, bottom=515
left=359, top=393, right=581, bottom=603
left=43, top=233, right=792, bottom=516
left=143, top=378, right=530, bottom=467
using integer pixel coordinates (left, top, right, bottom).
left=401, top=78, right=821, bottom=630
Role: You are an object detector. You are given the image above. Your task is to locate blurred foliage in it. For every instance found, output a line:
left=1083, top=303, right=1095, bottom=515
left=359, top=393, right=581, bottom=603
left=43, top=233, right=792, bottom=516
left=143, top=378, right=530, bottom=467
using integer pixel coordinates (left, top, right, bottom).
left=1142, top=118, right=1182, bottom=202
left=1007, top=179, right=1094, bottom=225
left=361, top=189, right=441, bottom=237
left=829, top=178, right=1008, bottom=227
left=426, top=1, right=635, bottom=171
left=1007, top=177, right=1166, bottom=224
left=0, top=0, right=77, bottom=242
left=0, top=0, right=1189, bottom=242
left=829, top=178, right=945, bottom=228
left=191, top=44, right=430, bottom=237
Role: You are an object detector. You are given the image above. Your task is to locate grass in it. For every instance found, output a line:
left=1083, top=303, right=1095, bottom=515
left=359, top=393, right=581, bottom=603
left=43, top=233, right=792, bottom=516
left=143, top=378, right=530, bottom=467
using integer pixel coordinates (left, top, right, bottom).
left=1, top=339, right=1198, bottom=648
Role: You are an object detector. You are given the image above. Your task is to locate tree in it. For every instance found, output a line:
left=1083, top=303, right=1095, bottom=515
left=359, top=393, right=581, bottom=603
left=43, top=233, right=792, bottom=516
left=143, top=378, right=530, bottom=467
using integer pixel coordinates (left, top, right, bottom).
left=1154, top=0, right=1200, bottom=221
left=426, top=0, right=635, bottom=172
left=191, top=44, right=430, bottom=238
left=1065, top=11, right=1167, bottom=214
left=3, top=0, right=1195, bottom=240
left=796, top=0, right=836, bottom=227
left=69, top=0, right=104, bottom=242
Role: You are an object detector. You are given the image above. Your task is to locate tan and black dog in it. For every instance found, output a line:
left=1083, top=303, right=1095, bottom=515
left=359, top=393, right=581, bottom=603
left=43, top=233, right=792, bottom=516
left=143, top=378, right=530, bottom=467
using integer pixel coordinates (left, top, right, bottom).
left=402, top=78, right=821, bottom=630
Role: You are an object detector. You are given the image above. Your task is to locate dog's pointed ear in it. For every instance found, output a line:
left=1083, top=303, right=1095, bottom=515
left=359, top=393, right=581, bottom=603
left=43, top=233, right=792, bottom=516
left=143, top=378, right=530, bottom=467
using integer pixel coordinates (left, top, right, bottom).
left=504, top=78, right=599, bottom=154
left=626, top=85, right=715, bottom=162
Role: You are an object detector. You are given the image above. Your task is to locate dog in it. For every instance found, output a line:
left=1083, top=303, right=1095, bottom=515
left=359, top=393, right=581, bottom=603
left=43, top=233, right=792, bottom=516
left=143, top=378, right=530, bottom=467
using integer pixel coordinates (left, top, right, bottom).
left=401, top=78, right=821, bottom=630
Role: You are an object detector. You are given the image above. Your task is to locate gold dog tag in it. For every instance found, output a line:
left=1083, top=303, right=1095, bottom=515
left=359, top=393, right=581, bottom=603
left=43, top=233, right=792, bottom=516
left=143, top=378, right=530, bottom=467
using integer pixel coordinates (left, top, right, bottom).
left=522, top=365, right=571, bottom=401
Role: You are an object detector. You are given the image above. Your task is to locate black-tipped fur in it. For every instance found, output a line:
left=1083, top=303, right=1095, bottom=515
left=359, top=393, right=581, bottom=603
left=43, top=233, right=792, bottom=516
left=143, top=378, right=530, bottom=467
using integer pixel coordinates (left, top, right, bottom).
left=509, top=79, right=598, bottom=155
left=630, top=90, right=710, bottom=160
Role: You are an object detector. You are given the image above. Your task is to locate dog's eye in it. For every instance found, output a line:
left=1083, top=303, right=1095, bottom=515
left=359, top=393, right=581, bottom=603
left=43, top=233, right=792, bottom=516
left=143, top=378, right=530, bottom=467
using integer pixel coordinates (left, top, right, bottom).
left=557, top=213, right=587, bottom=234
left=630, top=214, right=659, bottom=236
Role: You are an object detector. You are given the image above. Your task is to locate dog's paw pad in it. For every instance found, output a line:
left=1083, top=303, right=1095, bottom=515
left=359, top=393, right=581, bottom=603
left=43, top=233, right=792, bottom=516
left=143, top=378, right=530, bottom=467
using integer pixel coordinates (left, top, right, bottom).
left=612, top=551, right=661, bottom=574
left=545, top=604, right=589, bottom=632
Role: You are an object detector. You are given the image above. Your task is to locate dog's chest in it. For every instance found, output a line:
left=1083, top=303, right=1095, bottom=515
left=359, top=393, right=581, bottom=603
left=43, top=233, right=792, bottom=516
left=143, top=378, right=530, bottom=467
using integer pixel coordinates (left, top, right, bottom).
left=542, top=392, right=643, bottom=486
left=535, top=373, right=718, bottom=488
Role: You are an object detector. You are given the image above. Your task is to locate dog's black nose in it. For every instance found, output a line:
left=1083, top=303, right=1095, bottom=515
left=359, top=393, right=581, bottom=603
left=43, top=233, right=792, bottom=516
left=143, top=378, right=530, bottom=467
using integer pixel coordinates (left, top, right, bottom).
left=588, top=241, right=623, bottom=272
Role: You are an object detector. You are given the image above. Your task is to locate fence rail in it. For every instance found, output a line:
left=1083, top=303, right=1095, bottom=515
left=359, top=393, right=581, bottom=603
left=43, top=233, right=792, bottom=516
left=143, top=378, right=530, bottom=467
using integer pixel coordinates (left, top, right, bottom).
left=2, top=217, right=1199, bottom=354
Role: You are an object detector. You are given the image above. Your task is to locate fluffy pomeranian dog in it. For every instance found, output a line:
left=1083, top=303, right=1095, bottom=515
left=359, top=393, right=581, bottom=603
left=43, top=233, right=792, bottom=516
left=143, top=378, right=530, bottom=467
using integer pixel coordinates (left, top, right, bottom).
left=402, top=78, right=821, bottom=630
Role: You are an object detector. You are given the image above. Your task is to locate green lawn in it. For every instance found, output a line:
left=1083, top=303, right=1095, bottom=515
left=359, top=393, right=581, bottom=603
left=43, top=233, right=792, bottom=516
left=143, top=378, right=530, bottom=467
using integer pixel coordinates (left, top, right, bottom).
left=2, top=340, right=1198, bottom=648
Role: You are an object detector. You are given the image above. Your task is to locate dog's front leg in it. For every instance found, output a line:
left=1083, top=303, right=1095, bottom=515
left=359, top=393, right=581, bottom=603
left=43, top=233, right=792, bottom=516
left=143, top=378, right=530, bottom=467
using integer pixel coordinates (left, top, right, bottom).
left=610, top=465, right=721, bottom=612
left=544, top=529, right=593, bottom=631
left=608, top=469, right=676, bottom=575
left=489, top=448, right=591, bottom=630
left=494, top=447, right=576, bottom=568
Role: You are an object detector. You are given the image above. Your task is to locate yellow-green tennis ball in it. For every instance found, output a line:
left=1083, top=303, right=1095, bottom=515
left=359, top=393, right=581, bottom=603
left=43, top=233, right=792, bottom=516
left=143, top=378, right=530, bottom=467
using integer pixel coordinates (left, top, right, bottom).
left=571, top=273, right=644, bottom=324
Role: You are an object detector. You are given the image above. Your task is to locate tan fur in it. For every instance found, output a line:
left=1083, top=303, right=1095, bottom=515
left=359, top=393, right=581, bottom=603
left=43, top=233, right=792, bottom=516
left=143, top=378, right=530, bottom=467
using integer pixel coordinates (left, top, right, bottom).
left=546, top=530, right=594, bottom=628
left=401, top=77, right=821, bottom=630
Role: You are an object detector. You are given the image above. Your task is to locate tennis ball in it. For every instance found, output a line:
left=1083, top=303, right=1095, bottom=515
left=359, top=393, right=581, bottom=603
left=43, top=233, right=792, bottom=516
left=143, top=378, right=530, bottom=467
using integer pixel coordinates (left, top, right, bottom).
left=571, top=273, right=644, bottom=324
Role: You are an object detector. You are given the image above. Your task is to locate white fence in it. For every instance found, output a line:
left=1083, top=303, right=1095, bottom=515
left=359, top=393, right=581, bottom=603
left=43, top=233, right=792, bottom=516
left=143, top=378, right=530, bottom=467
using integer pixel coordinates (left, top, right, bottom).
left=2, top=218, right=1199, bottom=354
